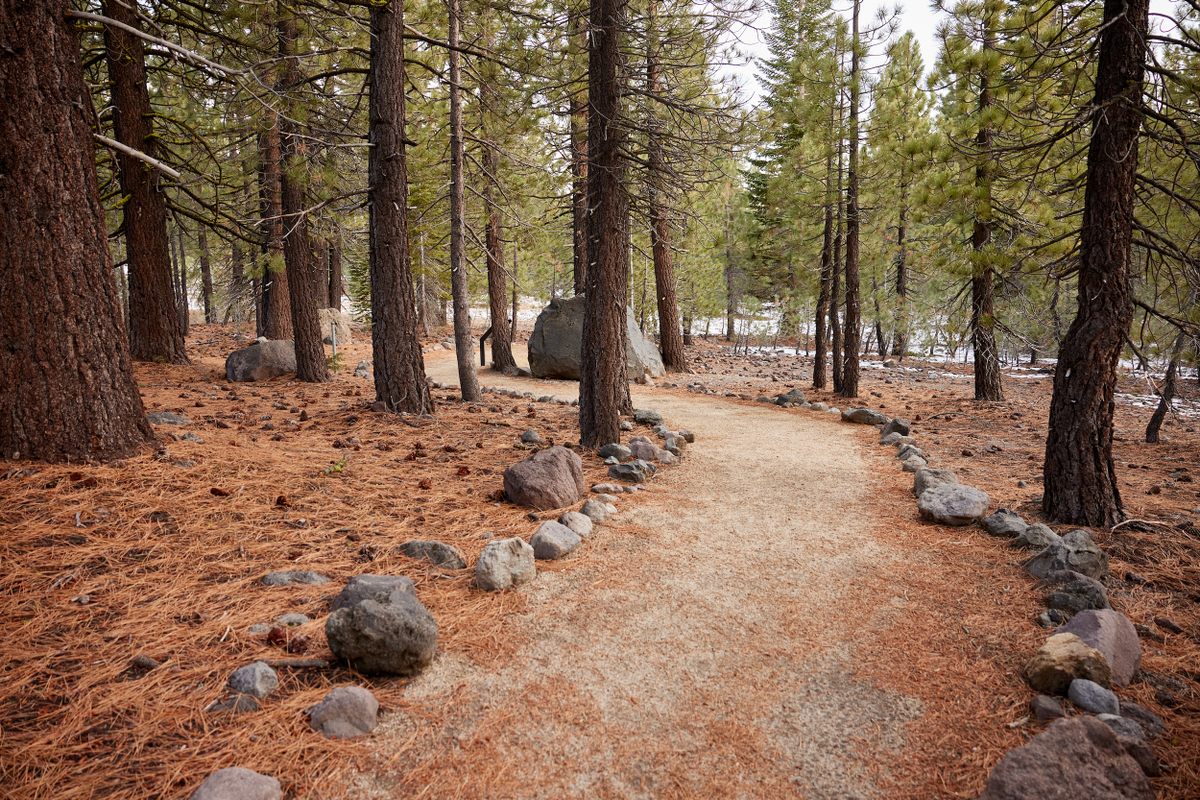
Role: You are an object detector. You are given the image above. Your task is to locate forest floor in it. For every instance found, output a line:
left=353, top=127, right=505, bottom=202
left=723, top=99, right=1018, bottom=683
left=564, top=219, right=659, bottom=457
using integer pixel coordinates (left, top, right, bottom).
left=1, top=324, right=1197, bottom=799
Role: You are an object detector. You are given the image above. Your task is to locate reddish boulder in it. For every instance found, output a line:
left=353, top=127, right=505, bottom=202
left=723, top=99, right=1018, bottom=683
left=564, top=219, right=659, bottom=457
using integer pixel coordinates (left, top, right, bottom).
left=502, top=446, right=585, bottom=510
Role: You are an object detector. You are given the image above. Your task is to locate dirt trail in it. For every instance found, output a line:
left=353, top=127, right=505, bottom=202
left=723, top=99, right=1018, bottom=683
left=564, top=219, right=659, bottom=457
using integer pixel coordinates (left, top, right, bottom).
left=355, top=351, right=924, bottom=798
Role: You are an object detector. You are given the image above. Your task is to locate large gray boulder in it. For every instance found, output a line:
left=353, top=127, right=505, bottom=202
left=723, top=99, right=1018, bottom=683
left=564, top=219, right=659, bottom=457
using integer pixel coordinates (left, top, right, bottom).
left=917, top=483, right=990, bottom=526
left=225, top=340, right=296, bottom=382
left=325, top=596, right=438, bottom=676
left=474, top=537, right=536, bottom=590
left=317, top=308, right=352, bottom=346
left=1057, top=609, right=1141, bottom=687
left=503, top=446, right=585, bottom=510
left=531, top=521, right=582, bottom=560
left=841, top=407, right=889, bottom=425
left=191, top=768, right=281, bottom=800
left=978, top=716, right=1152, bottom=800
left=981, top=509, right=1027, bottom=537
left=1025, top=529, right=1108, bottom=580
left=527, top=295, right=665, bottom=381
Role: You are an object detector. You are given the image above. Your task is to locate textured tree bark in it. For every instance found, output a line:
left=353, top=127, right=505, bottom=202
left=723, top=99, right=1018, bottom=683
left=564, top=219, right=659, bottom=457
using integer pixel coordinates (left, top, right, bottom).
left=102, top=0, right=187, bottom=364
left=1043, top=0, right=1148, bottom=526
left=971, top=19, right=1004, bottom=401
left=257, top=123, right=292, bottom=340
left=569, top=8, right=589, bottom=296
left=1146, top=333, right=1185, bottom=444
left=198, top=227, right=215, bottom=323
left=174, top=226, right=190, bottom=337
left=645, top=0, right=686, bottom=372
left=579, top=0, right=631, bottom=448
left=368, top=0, right=432, bottom=414
left=891, top=181, right=908, bottom=358
left=482, top=141, right=517, bottom=373
left=813, top=139, right=835, bottom=389
left=839, top=0, right=862, bottom=399
left=1, top=0, right=153, bottom=461
left=327, top=235, right=343, bottom=309
left=228, top=238, right=247, bottom=323
left=831, top=144, right=845, bottom=394
left=447, top=0, right=481, bottom=401
left=277, top=10, right=328, bottom=382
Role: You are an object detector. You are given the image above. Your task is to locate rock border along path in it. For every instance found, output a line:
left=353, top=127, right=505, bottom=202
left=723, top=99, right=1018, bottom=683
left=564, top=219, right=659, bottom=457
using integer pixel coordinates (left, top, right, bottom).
left=352, top=350, right=925, bottom=798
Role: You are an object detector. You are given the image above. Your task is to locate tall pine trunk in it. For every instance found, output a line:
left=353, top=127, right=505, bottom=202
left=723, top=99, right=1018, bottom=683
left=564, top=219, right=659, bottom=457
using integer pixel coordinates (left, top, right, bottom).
left=199, top=227, right=215, bottom=323
left=257, top=123, right=292, bottom=340
left=1, top=0, right=153, bottom=461
left=569, top=7, right=589, bottom=296
left=102, top=0, right=187, bottom=364
left=645, top=0, right=686, bottom=371
left=971, top=19, right=1004, bottom=401
left=891, top=179, right=908, bottom=358
left=368, top=0, right=432, bottom=414
left=277, top=10, right=327, bottom=382
left=327, top=234, right=343, bottom=309
left=831, top=135, right=845, bottom=393
left=839, top=0, right=862, bottom=399
left=1042, top=0, right=1149, bottom=526
left=447, top=0, right=481, bottom=401
left=580, top=0, right=631, bottom=448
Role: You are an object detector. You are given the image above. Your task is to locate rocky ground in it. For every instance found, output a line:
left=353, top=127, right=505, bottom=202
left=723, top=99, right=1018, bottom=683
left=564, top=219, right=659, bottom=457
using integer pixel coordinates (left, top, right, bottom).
left=1, top=324, right=1196, bottom=799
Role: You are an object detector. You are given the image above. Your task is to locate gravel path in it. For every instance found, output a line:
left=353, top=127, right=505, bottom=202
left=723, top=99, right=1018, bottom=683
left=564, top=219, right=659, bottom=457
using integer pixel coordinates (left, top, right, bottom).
left=354, top=351, right=923, bottom=799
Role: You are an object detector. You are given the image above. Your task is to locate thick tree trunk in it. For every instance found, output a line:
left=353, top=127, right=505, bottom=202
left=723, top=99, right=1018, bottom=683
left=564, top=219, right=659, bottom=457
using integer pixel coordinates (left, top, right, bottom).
left=277, top=11, right=328, bottom=382
left=1, top=0, right=153, bottom=462
left=175, top=226, right=190, bottom=336
left=1043, top=0, right=1148, bottom=527
left=102, top=0, right=187, bottom=364
left=579, top=0, right=631, bottom=448
left=569, top=8, right=589, bottom=296
left=327, top=235, right=343, bottom=309
left=199, top=227, right=215, bottom=323
left=645, top=0, right=686, bottom=372
left=840, top=0, right=862, bottom=399
left=368, top=0, right=432, bottom=414
left=831, top=145, right=845, bottom=394
left=257, top=124, right=292, bottom=340
left=971, top=21, right=1004, bottom=401
left=447, top=0, right=481, bottom=401
left=813, top=168, right=834, bottom=389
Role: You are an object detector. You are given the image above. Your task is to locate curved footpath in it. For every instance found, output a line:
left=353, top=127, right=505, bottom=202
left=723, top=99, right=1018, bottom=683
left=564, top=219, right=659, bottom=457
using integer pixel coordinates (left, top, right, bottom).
left=353, top=351, right=924, bottom=798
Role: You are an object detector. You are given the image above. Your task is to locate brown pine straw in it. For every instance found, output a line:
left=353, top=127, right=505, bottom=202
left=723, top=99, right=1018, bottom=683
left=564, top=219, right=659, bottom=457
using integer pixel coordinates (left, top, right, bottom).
left=0, top=328, right=606, bottom=799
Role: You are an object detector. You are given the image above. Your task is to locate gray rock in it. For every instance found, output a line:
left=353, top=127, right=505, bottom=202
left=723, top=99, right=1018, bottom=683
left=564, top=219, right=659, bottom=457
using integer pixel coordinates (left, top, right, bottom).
left=329, top=575, right=415, bottom=612
left=191, top=767, right=281, bottom=800
left=1119, top=702, right=1165, bottom=738
left=147, top=411, right=190, bottom=426
left=1025, top=529, right=1108, bottom=580
left=913, top=467, right=957, bottom=498
left=261, top=570, right=330, bottom=586
left=397, top=540, right=467, bottom=570
left=180, top=432, right=204, bottom=443
left=1057, top=609, right=1140, bottom=687
left=629, top=439, right=676, bottom=464
left=896, top=443, right=927, bottom=461
left=880, top=431, right=903, bottom=446
left=1069, top=678, right=1120, bottom=714
left=503, top=446, right=585, bottom=510
left=225, top=340, right=297, bottom=382
left=982, top=509, right=1027, bottom=537
left=677, top=429, right=695, bottom=443
left=1042, top=570, right=1110, bottom=615
left=1096, top=714, right=1160, bottom=776
left=591, top=482, right=624, bottom=494
left=307, top=686, right=379, bottom=739
left=474, top=537, right=536, bottom=591
left=530, top=521, right=582, bottom=560
left=901, top=456, right=927, bottom=473
left=275, top=612, right=310, bottom=627
left=1015, top=523, right=1062, bottom=550
left=978, top=716, right=1152, bottom=800
left=810, top=402, right=829, bottom=412
left=325, top=595, right=437, bottom=676
left=841, top=407, right=889, bottom=425
left=633, top=408, right=664, bottom=425
left=609, top=461, right=652, bottom=483
left=318, top=308, right=353, bottom=346
left=354, top=360, right=370, bottom=378
left=247, top=623, right=272, bottom=635
left=598, top=443, right=632, bottom=461
left=1031, top=694, right=1065, bottom=721
left=519, top=429, right=543, bottom=445
left=227, top=661, right=278, bottom=699
left=527, top=295, right=664, bottom=381
left=558, top=511, right=595, bottom=539
left=592, top=493, right=619, bottom=503
left=619, top=420, right=633, bottom=431
left=917, top=483, right=990, bottom=526
left=881, top=417, right=911, bottom=437
left=662, top=435, right=685, bottom=457
left=580, top=499, right=617, bottom=522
